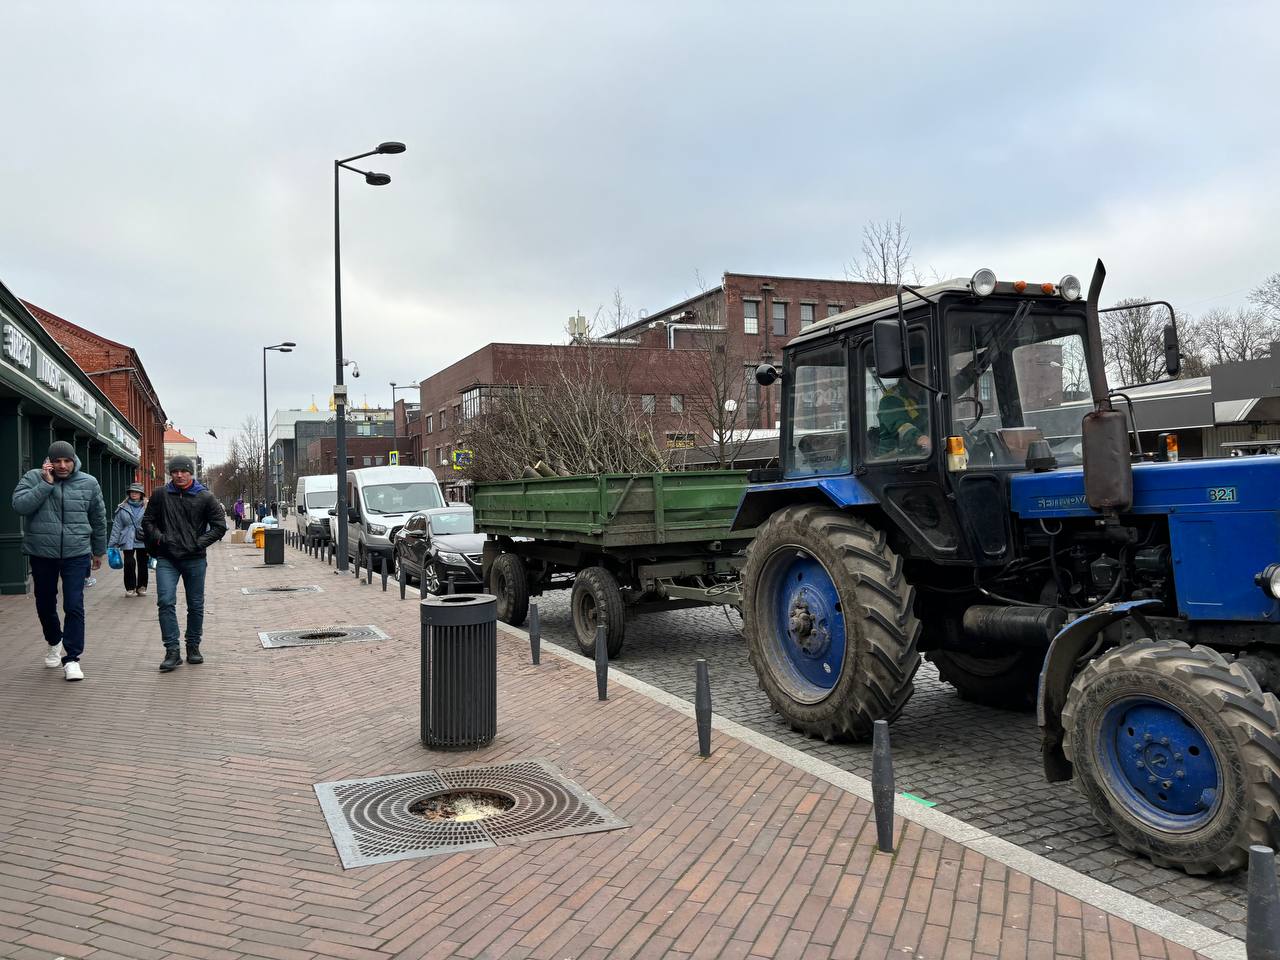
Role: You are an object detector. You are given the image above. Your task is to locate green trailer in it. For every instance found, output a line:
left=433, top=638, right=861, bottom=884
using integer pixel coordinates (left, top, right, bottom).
left=474, top=470, right=755, bottom=657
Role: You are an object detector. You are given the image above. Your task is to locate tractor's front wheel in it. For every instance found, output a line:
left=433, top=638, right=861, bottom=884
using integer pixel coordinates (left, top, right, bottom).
left=741, top=505, right=921, bottom=741
left=1062, top=639, right=1280, bottom=874
left=927, top=648, right=1042, bottom=711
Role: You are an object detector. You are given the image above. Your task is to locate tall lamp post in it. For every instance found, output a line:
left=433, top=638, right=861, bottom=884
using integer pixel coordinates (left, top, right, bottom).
left=334, top=141, right=405, bottom=571
left=262, top=342, right=295, bottom=511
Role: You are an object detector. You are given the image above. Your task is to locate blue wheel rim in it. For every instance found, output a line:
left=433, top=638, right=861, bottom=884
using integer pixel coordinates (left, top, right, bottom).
left=1097, top=696, right=1221, bottom=831
left=757, top=547, right=847, bottom=704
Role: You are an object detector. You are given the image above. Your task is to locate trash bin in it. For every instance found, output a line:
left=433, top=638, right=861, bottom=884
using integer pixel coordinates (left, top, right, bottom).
left=420, top=593, right=497, bottom=749
left=263, top=527, right=284, bottom=565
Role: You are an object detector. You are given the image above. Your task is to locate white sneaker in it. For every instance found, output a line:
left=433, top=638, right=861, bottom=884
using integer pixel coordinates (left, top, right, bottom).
left=126, top=589, right=137, bottom=597
left=63, top=661, right=84, bottom=682
left=44, top=644, right=64, bottom=668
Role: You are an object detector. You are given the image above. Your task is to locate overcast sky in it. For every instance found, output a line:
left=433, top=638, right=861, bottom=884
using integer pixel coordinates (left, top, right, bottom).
left=3, top=1, right=1278, bottom=464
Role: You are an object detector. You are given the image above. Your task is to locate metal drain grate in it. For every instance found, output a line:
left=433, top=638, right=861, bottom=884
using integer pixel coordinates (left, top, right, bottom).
left=234, top=564, right=295, bottom=571
left=259, top=624, right=389, bottom=648
left=314, top=758, right=627, bottom=868
left=241, top=585, right=324, bottom=595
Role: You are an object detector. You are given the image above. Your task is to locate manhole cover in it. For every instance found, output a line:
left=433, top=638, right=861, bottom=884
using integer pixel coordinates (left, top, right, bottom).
left=259, top=625, right=390, bottom=648
left=314, top=758, right=627, bottom=868
left=241, top=585, right=324, bottom=595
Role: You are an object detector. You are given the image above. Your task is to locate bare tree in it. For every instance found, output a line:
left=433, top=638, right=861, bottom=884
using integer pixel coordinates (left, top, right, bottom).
left=1249, top=272, right=1280, bottom=324
left=603, top=287, right=634, bottom=335
left=1196, top=306, right=1276, bottom=365
left=846, top=216, right=917, bottom=286
left=1101, top=298, right=1182, bottom=386
left=200, top=415, right=264, bottom=504
left=681, top=296, right=755, bottom=468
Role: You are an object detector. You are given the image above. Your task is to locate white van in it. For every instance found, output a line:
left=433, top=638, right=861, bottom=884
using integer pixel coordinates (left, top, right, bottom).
left=345, top=466, right=444, bottom=569
left=294, top=474, right=338, bottom=540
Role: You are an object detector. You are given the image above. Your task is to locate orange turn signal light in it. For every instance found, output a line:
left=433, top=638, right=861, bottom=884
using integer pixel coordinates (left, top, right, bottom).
left=1041, top=282, right=1055, bottom=294
left=946, top=436, right=966, bottom=456
left=1013, top=280, right=1027, bottom=292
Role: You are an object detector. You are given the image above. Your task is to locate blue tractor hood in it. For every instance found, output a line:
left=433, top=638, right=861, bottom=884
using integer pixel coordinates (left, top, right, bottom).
left=1012, top=456, right=1280, bottom=622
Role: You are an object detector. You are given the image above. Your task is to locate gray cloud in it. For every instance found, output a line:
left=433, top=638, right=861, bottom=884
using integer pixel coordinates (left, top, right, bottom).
left=2, top=0, right=1277, bottom=461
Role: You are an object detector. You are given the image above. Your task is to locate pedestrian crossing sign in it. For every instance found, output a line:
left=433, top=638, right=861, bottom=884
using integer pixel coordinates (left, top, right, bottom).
left=388, top=450, right=399, bottom=466
left=451, top=449, right=473, bottom=470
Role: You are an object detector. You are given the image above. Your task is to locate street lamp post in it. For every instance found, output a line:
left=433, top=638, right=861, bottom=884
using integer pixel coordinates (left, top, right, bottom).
left=263, top=342, right=296, bottom=512
left=334, top=141, right=405, bottom=572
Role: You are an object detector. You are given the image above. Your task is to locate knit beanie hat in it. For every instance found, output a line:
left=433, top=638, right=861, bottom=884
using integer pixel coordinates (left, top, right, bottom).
left=168, top=455, right=196, bottom=474
left=48, top=440, right=76, bottom=461
left=128, top=482, right=146, bottom=495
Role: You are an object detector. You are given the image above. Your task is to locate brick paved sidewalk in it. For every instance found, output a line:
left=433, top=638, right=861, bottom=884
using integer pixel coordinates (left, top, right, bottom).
left=0, top=542, right=1228, bottom=959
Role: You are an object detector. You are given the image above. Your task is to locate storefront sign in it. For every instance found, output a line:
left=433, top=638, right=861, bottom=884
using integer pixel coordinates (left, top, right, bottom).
left=3, top=323, right=32, bottom=368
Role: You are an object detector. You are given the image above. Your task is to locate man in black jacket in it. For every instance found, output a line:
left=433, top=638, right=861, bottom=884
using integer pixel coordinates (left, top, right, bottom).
left=142, top=456, right=227, bottom=672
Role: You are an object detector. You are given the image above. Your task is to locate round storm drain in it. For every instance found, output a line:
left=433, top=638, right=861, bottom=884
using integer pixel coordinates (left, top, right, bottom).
left=410, top=790, right=515, bottom=824
left=297, top=630, right=349, bottom=641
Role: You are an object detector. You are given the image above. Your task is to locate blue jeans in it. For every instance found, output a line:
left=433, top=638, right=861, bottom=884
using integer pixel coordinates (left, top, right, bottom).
left=156, top=556, right=207, bottom=650
left=30, top=554, right=92, bottom=662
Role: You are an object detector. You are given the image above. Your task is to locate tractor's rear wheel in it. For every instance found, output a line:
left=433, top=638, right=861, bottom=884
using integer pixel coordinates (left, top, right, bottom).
left=571, top=567, right=626, bottom=659
left=1062, top=639, right=1280, bottom=874
left=741, top=505, right=920, bottom=741
left=489, top=553, right=529, bottom=627
left=928, top=648, right=1042, bottom=711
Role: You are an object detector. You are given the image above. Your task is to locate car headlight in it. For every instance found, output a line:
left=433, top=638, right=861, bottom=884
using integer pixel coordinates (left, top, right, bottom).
left=437, top=551, right=465, bottom=565
left=971, top=268, right=997, bottom=297
left=367, top=523, right=387, bottom=536
left=1059, top=274, right=1082, bottom=301
left=1256, top=564, right=1280, bottom=599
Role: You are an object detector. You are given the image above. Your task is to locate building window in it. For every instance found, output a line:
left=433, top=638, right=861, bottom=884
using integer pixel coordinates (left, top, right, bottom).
left=362, top=456, right=372, bottom=466
left=375, top=455, right=385, bottom=466
left=426, top=414, right=433, bottom=434
left=827, top=304, right=840, bottom=317
left=438, top=409, right=446, bottom=429
left=461, top=387, right=480, bottom=420
left=435, top=446, right=442, bottom=466
left=744, top=301, right=759, bottom=335
left=641, top=394, right=656, bottom=415
left=670, top=394, right=684, bottom=413
left=800, top=303, right=815, bottom=328
left=453, top=403, right=462, bottom=425
left=345, top=456, right=354, bottom=466
left=772, top=301, right=787, bottom=337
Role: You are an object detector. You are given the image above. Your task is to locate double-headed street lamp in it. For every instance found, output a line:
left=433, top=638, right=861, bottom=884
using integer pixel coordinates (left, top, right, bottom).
left=263, top=342, right=296, bottom=510
left=334, top=141, right=405, bottom=571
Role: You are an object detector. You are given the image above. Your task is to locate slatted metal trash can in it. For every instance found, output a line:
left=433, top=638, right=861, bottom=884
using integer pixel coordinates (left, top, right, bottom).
left=420, top=593, right=497, bottom=749
left=263, top=527, right=285, bottom=565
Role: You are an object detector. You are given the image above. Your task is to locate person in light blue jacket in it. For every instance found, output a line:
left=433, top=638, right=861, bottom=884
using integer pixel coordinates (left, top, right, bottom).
left=10, top=440, right=106, bottom=681
left=109, top=482, right=149, bottom=597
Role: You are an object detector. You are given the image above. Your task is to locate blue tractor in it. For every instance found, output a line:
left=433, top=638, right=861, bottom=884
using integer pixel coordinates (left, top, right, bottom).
left=736, top=262, right=1280, bottom=874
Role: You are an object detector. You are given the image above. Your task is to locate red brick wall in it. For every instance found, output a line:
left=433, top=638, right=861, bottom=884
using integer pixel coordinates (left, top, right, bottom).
left=305, top=436, right=413, bottom=474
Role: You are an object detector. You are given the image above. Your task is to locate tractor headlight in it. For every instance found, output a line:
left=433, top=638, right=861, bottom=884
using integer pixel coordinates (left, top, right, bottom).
left=971, top=268, right=997, bottom=297
left=1256, top=564, right=1280, bottom=599
left=1059, top=274, right=1082, bottom=301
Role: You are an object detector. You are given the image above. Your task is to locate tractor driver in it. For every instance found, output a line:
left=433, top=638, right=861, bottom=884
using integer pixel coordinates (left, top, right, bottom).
left=876, top=374, right=931, bottom=457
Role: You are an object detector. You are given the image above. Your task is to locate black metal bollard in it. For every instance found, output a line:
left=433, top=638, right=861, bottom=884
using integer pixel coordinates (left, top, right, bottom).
left=380, top=556, right=389, bottom=591
left=1248, top=845, right=1280, bottom=960
left=529, top=602, right=541, bottom=665
left=446, top=574, right=455, bottom=595
left=595, top=624, right=608, bottom=701
left=365, top=551, right=372, bottom=585
left=352, top=552, right=360, bottom=578
left=695, top=659, right=712, bottom=757
left=398, top=561, right=407, bottom=600
left=872, top=720, right=895, bottom=853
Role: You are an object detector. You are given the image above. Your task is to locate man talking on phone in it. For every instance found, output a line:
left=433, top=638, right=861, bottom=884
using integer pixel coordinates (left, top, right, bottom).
left=10, top=440, right=107, bottom=681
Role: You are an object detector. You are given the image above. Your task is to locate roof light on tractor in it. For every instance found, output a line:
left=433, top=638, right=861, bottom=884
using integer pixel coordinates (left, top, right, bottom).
left=1059, top=274, right=1082, bottom=301
left=970, top=268, right=997, bottom=296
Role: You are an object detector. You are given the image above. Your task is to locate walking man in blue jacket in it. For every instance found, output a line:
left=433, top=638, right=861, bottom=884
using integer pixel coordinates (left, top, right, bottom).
left=10, top=440, right=107, bottom=681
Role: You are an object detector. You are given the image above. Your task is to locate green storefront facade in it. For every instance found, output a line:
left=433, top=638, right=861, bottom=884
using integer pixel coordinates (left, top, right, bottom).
left=0, top=278, right=141, bottom=594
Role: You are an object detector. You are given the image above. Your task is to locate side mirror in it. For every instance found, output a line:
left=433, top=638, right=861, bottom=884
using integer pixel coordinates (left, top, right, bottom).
left=754, top=363, right=780, bottom=386
left=297, top=505, right=306, bottom=514
left=872, top=319, right=907, bottom=379
left=347, top=507, right=360, bottom=523
left=327, top=508, right=337, bottom=516
left=1164, top=324, right=1181, bottom=377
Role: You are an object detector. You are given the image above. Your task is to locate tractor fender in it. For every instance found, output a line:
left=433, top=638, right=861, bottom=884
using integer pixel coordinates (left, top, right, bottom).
left=731, top=476, right=879, bottom=532
left=1037, top=599, right=1161, bottom=782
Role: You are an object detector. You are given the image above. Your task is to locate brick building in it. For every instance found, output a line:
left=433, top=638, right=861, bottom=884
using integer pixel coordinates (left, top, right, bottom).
left=23, top=300, right=167, bottom=491
left=304, top=435, right=413, bottom=474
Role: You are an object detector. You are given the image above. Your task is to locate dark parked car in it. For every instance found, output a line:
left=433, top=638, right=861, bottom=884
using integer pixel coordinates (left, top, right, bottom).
left=393, top=506, right=484, bottom=594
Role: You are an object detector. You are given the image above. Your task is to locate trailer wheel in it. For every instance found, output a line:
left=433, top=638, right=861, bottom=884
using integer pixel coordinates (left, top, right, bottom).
left=571, top=567, right=626, bottom=659
left=741, top=505, right=920, bottom=742
left=1062, top=639, right=1280, bottom=874
left=927, top=648, right=1041, bottom=711
left=489, top=553, right=529, bottom=626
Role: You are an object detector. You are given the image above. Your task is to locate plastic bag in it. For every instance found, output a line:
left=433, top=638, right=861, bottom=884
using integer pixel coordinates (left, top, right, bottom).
left=107, top=547, right=124, bottom=569
left=148, top=556, right=158, bottom=570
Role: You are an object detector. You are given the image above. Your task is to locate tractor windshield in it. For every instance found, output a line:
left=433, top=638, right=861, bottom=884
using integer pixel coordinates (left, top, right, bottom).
left=946, top=301, right=1092, bottom=467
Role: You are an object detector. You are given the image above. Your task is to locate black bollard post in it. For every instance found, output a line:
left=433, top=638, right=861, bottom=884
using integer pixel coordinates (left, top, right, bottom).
left=380, top=556, right=389, bottom=591
left=398, top=561, right=407, bottom=599
left=872, top=720, right=895, bottom=853
left=352, top=551, right=359, bottom=578
left=1248, top=845, right=1280, bottom=960
left=529, top=602, right=541, bottom=665
left=446, top=573, right=455, bottom=595
left=365, top=550, right=372, bottom=585
left=595, top=624, right=608, bottom=701
left=695, top=659, right=712, bottom=757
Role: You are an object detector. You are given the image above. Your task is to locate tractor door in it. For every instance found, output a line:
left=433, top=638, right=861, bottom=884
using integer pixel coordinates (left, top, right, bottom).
left=854, top=327, right=971, bottom=563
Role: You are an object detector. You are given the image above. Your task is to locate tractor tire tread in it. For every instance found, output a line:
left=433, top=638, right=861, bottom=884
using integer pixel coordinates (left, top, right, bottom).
left=489, top=553, right=530, bottom=627
left=572, top=566, right=627, bottom=658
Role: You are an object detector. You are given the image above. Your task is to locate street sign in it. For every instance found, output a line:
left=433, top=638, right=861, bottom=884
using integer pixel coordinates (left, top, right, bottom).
left=388, top=450, right=399, bottom=466
left=451, top=449, right=473, bottom=471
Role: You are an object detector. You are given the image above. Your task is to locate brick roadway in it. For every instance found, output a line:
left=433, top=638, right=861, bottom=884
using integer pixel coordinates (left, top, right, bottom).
left=526, top=593, right=1250, bottom=942
left=0, top=542, right=1217, bottom=960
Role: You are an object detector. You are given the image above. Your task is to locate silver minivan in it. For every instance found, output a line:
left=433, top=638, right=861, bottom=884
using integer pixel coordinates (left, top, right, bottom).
left=343, top=466, right=445, bottom=570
